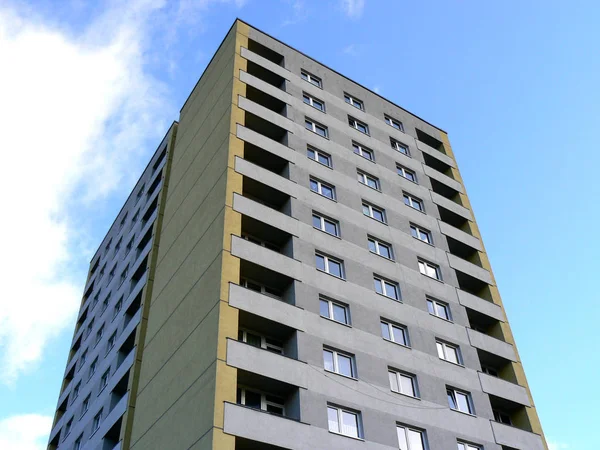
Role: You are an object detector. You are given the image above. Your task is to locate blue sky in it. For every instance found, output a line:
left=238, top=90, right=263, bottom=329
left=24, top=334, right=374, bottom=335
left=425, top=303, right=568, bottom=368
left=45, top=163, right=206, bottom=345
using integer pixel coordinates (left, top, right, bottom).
left=0, top=0, right=596, bottom=448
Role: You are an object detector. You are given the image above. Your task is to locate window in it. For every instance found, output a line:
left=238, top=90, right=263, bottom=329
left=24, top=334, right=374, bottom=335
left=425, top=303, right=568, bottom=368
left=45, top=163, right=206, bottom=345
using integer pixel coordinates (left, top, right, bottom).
left=73, top=435, right=83, bottom=450
left=100, top=369, right=110, bottom=391
left=385, top=115, right=404, bottom=131
left=493, top=409, right=512, bottom=425
left=79, top=349, right=87, bottom=369
left=482, top=366, right=499, bottom=377
left=305, top=118, right=328, bottom=137
left=104, top=239, right=112, bottom=254
left=89, top=357, right=98, bottom=379
left=357, top=170, right=380, bottom=190
left=389, top=370, right=418, bottom=397
left=397, top=165, right=417, bottom=182
left=310, top=177, right=336, bottom=200
left=241, top=233, right=280, bottom=252
left=404, top=193, right=424, bottom=212
left=323, top=348, right=355, bottom=378
left=458, top=441, right=482, bottom=450
left=362, top=202, right=386, bottom=223
left=135, top=184, right=145, bottom=205
left=301, top=70, right=322, bottom=88
left=119, top=265, right=129, bottom=286
left=410, top=225, right=432, bottom=244
left=381, top=321, right=409, bottom=346
left=238, top=329, right=283, bottom=354
left=397, top=425, right=426, bottom=450
left=391, top=138, right=410, bottom=156
left=344, top=93, right=364, bottom=110
left=63, top=418, right=73, bottom=438
left=320, top=297, right=349, bottom=325
left=114, top=237, right=122, bottom=255
left=427, top=298, right=451, bottom=321
left=374, top=276, right=400, bottom=300
left=106, top=331, right=117, bottom=354
left=131, top=210, right=139, bottom=228
left=124, top=236, right=134, bottom=257
left=101, top=293, right=110, bottom=314
left=95, top=325, right=104, bottom=346
left=237, top=387, right=285, bottom=415
left=436, top=340, right=462, bottom=365
left=71, top=382, right=81, bottom=402
left=303, top=92, right=325, bottom=111
left=92, top=409, right=103, bottom=433
left=348, top=116, right=369, bottom=134
left=91, top=291, right=100, bottom=309
left=368, top=237, right=394, bottom=260
left=312, top=212, right=340, bottom=237
left=98, top=264, right=106, bottom=280
left=327, top=405, right=361, bottom=438
left=86, top=318, right=95, bottom=339
left=113, top=298, right=123, bottom=319
left=240, top=278, right=282, bottom=298
left=419, top=259, right=442, bottom=280
left=316, top=253, right=345, bottom=279
left=447, top=388, right=474, bottom=415
left=352, top=142, right=374, bottom=161
left=119, top=213, right=128, bottom=231
left=107, top=266, right=115, bottom=283
left=307, top=146, right=332, bottom=167
left=81, top=395, right=90, bottom=417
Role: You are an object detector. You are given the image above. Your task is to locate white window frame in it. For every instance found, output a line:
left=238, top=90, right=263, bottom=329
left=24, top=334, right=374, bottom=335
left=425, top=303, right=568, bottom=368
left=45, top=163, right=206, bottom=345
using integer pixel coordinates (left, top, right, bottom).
left=78, top=349, right=87, bottom=370
left=74, top=435, right=83, bottom=450
left=113, top=298, right=123, bottom=320
left=81, top=395, right=90, bottom=418
left=301, top=70, right=322, bottom=88
left=119, top=265, right=129, bottom=286
left=389, top=369, right=418, bottom=398
left=238, top=329, right=284, bottom=354
left=410, top=225, right=432, bottom=244
left=447, top=387, right=475, bottom=415
left=391, top=138, right=410, bottom=156
left=352, top=142, right=374, bottom=161
left=381, top=320, right=409, bottom=347
left=100, top=369, right=110, bottom=391
left=327, top=405, right=362, bottom=438
left=397, top=425, right=426, bottom=450
left=106, top=331, right=117, bottom=355
left=436, top=340, right=462, bottom=365
left=92, top=409, right=103, bottom=433
left=310, top=177, right=336, bottom=200
left=385, top=115, right=404, bottom=131
left=312, top=212, right=340, bottom=237
left=374, top=276, right=400, bottom=300
left=348, top=116, right=369, bottom=134
left=344, top=93, right=364, bottom=110
left=368, top=237, right=394, bottom=260
left=404, top=193, right=424, bottom=212
left=419, top=259, right=442, bottom=280
left=237, top=387, right=285, bottom=415
left=362, top=202, right=386, bottom=223
left=95, top=325, right=104, bottom=346
left=323, top=348, right=356, bottom=378
left=89, top=357, right=98, bottom=380
left=316, top=252, right=345, bottom=279
left=357, top=170, right=380, bottom=190
left=303, top=92, right=325, bottom=111
left=319, top=296, right=350, bottom=325
left=397, top=165, right=417, bottom=182
left=241, top=233, right=280, bottom=252
left=482, top=366, right=499, bottom=377
left=307, top=146, right=332, bottom=168
left=493, top=409, right=512, bottom=425
left=240, top=277, right=282, bottom=298
left=305, top=118, right=329, bottom=137
left=458, top=441, right=482, bottom=450
left=427, top=298, right=451, bottom=321
left=63, top=418, right=73, bottom=439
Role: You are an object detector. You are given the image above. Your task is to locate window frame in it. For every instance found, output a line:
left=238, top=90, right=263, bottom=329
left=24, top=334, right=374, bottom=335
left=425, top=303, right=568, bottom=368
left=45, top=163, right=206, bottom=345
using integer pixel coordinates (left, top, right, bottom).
left=385, top=115, right=404, bottom=131
left=436, top=340, right=462, bottom=365
left=240, top=277, right=282, bottom=299
left=303, top=92, right=326, bottom=112
left=403, top=193, right=424, bottom=212
left=344, top=93, right=364, bottom=110
left=362, top=201, right=387, bottom=224
left=397, top=424, right=426, bottom=450
left=352, top=142, right=374, bottom=161
left=323, top=347, right=356, bottom=378
left=357, top=170, right=380, bottom=190
left=301, top=69, right=322, bottom=88
left=238, top=328, right=284, bottom=355
left=237, top=386, right=286, bottom=415
left=312, top=212, right=340, bottom=237
left=388, top=369, right=419, bottom=398
left=447, top=387, right=475, bottom=415
left=348, top=116, right=370, bottom=135
left=410, top=224, right=433, bottom=245
left=315, top=252, right=345, bottom=279
left=374, top=276, right=400, bottom=300
left=381, top=320, right=409, bottom=347
left=92, top=409, right=103, bottom=433
left=427, top=298, right=451, bottom=321
left=391, top=138, right=410, bottom=156
left=307, top=145, right=332, bottom=168
left=319, top=296, right=350, bottom=325
left=397, top=165, right=417, bottom=183
left=106, top=331, right=117, bottom=355
left=305, top=117, right=329, bottom=138
left=418, top=259, right=442, bottom=281
left=73, top=435, right=83, bottom=450
left=95, top=324, right=104, bottom=346
left=493, top=409, right=512, bottom=425
left=100, top=368, right=110, bottom=392
left=457, top=441, right=482, bottom=450
left=368, top=236, right=394, bottom=260
left=81, top=394, right=91, bottom=418
left=88, top=357, right=98, bottom=380
left=310, top=177, right=336, bottom=200
left=327, top=405, right=363, bottom=439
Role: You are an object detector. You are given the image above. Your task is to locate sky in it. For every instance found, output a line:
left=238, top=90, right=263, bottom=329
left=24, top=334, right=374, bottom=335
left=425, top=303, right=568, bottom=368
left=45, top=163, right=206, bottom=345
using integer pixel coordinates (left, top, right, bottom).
left=0, top=0, right=597, bottom=448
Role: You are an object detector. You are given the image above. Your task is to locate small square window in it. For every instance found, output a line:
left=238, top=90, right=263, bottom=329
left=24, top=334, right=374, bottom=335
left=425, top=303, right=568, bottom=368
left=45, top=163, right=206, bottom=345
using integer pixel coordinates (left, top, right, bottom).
left=327, top=405, right=362, bottom=439
left=74, top=434, right=83, bottom=450
left=381, top=320, right=409, bottom=346
left=404, top=193, right=424, bottom=212
left=305, top=118, right=329, bottom=138
left=89, top=357, right=98, bottom=379
left=307, top=146, right=332, bottom=168
left=119, top=213, right=128, bottom=231
left=368, top=237, right=394, bottom=260
left=113, top=298, right=123, bottom=320
left=397, top=425, right=426, bottom=450
left=310, top=177, right=336, bottom=200
left=63, top=417, right=73, bottom=439
left=418, top=259, right=442, bottom=280
left=71, top=382, right=81, bottom=402
left=427, top=298, right=451, bottom=321
left=320, top=297, right=350, bottom=325
left=119, top=265, right=129, bottom=286
left=316, top=253, right=345, bottom=279
left=436, top=340, right=462, bottom=365
left=391, top=139, right=410, bottom=156
left=81, top=395, right=91, bottom=417
left=301, top=70, right=322, bottom=88
left=410, top=225, right=432, bottom=244
left=357, top=170, right=380, bottom=190
left=362, top=202, right=386, bottom=223
left=397, top=165, right=417, bottom=183
left=458, top=441, right=482, bottom=450
left=106, top=331, right=117, bottom=354
left=389, top=370, right=418, bottom=398
left=493, top=409, right=512, bottom=425
left=344, top=93, right=364, bottom=110
left=352, top=142, right=374, bottom=161
left=312, top=212, right=340, bottom=237
left=95, top=325, right=104, bottom=346
left=100, top=369, right=110, bottom=391
left=348, top=116, right=369, bottom=134
left=447, top=388, right=474, bottom=415
left=323, top=348, right=355, bottom=378
left=374, top=276, right=400, bottom=300
left=92, top=409, right=103, bottom=433
left=303, top=92, right=325, bottom=111
left=385, top=115, right=404, bottom=131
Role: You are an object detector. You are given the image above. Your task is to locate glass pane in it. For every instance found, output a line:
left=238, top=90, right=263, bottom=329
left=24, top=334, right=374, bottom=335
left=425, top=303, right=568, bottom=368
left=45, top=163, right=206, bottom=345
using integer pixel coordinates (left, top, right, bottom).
left=397, top=427, right=409, bottom=450
left=307, top=148, right=315, bottom=159
left=332, top=304, right=347, bottom=323
left=407, top=429, right=424, bottom=450
left=414, top=200, right=422, bottom=211
left=316, top=255, right=326, bottom=271
left=313, top=214, right=322, bottom=229
left=327, top=407, right=339, bottom=433
left=410, top=226, right=418, bottom=238
left=320, top=299, right=330, bottom=318
left=329, top=260, right=342, bottom=277
left=341, top=411, right=359, bottom=437
left=457, top=444, right=465, bottom=450
left=368, top=240, right=376, bottom=252
left=400, top=375, right=415, bottom=397
left=386, top=282, right=398, bottom=299
left=388, top=371, right=399, bottom=392
left=244, top=390, right=261, bottom=409
left=456, top=392, right=470, bottom=413
left=324, top=220, right=337, bottom=235
left=310, top=180, right=318, bottom=191
left=266, top=404, right=284, bottom=415
left=322, top=185, right=333, bottom=198
left=303, top=95, right=310, bottom=104
left=448, top=390, right=457, bottom=409
left=246, top=332, right=261, bottom=348
left=367, top=178, right=378, bottom=189
left=436, top=303, right=449, bottom=320
left=447, top=346, right=459, bottom=364
left=353, top=144, right=360, bottom=154
left=427, top=300, right=435, bottom=315
left=318, top=154, right=329, bottom=165
left=381, top=322, right=391, bottom=340
left=380, top=245, right=391, bottom=259
left=436, top=342, right=445, bottom=359
left=374, top=278, right=383, bottom=294
left=392, top=326, right=406, bottom=345
left=406, top=172, right=415, bottom=181
left=305, top=120, right=312, bottom=130
left=315, top=101, right=324, bottom=110
left=404, top=195, right=410, bottom=206
left=419, top=230, right=430, bottom=242
left=323, top=350, right=335, bottom=371
left=337, top=354, right=353, bottom=377
left=373, top=210, right=384, bottom=222
left=316, top=127, right=326, bottom=137
left=362, top=204, right=370, bottom=215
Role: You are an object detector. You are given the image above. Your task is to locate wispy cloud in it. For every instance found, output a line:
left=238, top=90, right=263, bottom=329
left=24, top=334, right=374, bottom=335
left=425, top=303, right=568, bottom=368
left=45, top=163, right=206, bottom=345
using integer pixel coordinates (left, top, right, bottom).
left=0, top=414, right=52, bottom=450
left=340, top=0, right=365, bottom=19
left=281, top=0, right=309, bottom=27
left=373, top=85, right=382, bottom=94
left=342, top=43, right=359, bottom=56
left=548, top=440, right=569, bottom=450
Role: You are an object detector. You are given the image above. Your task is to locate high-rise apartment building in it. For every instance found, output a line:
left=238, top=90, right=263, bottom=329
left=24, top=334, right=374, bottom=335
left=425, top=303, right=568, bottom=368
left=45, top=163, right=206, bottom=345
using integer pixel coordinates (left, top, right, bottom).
left=48, top=19, right=547, bottom=450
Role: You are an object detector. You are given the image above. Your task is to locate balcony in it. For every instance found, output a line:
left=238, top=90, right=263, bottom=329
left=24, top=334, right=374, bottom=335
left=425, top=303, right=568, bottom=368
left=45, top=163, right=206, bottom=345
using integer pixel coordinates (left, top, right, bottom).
left=245, top=60, right=286, bottom=90
left=490, top=421, right=544, bottom=450
left=457, top=289, right=504, bottom=322
left=248, top=38, right=284, bottom=66
left=467, top=328, right=516, bottom=362
left=245, top=85, right=288, bottom=118
left=232, top=235, right=301, bottom=281
left=432, top=192, right=472, bottom=222
left=241, top=47, right=289, bottom=85
left=423, top=165, right=463, bottom=193
left=416, top=128, right=447, bottom=155
left=448, top=255, right=492, bottom=285
left=236, top=124, right=297, bottom=164
left=239, top=96, right=291, bottom=135
left=479, top=372, right=530, bottom=407
left=233, top=194, right=299, bottom=239
left=243, top=140, right=290, bottom=179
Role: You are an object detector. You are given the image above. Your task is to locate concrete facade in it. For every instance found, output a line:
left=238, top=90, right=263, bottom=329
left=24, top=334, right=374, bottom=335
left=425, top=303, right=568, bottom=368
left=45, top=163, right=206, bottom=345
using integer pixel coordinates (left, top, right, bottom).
left=48, top=19, right=547, bottom=450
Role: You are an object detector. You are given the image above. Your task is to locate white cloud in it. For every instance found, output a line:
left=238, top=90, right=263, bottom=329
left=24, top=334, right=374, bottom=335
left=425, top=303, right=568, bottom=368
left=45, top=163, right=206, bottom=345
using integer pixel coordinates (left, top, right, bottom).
left=0, top=414, right=52, bottom=450
left=548, top=441, right=569, bottom=450
left=0, top=0, right=172, bottom=384
left=341, top=0, right=365, bottom=18
left=373, top=85, right=382, bottom=94
left=281, top=0, right=309, bottom=27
